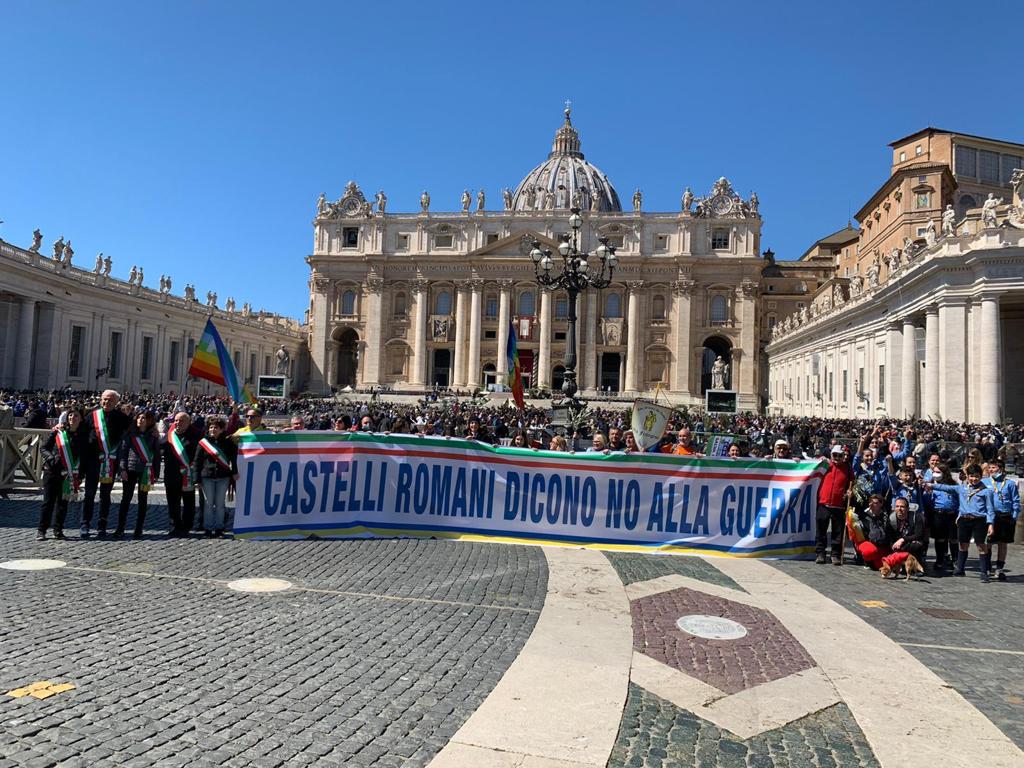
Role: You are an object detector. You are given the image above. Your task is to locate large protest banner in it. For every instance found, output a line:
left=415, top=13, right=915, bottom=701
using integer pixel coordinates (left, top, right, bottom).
left=234, top=432, right=824, bottom=557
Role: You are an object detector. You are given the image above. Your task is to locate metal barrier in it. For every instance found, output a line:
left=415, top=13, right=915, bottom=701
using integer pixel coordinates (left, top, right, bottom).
left=0, top=428, right=50, bottom=492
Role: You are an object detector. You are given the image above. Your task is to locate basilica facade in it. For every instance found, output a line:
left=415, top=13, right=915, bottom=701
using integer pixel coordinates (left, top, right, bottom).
left=307, top=110, right=766, bottom=409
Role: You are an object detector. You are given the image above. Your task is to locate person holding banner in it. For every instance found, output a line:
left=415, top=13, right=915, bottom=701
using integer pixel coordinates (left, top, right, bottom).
left=816, top=445, right=853, bottom=565
left=80, top=389, right=133, bottom=538
left=115, top=412, right=160, bottom=539
left=193, top=417, right=238, bottom=537
left=37, top=407, right=89, bottom=540
left=163, top=412, right=201, bottom=537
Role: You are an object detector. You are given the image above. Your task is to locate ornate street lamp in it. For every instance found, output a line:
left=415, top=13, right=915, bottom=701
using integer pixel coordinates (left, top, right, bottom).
left=530, top=206, right=617, bottom=403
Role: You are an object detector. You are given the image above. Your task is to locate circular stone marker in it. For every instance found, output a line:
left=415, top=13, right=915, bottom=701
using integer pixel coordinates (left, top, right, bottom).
left=0, top=559, right=66, bottom=571
left=676, top=614, right=748, bottom=640
left=227, top=577, right=293, bottom=593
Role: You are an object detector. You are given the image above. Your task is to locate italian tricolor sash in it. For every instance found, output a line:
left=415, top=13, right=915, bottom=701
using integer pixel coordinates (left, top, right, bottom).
left=93, top=409, right=115, bottom=483
left=199, top=438, right=232, bottom=471
left=168, top=430, right=193, bottom=490
left=131, top=434, right=156, bottom=492
left=55, top=428, right=79, bottom=500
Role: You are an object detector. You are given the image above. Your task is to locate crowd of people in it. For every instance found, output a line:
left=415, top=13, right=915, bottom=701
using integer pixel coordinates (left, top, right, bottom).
left=3, top=388, right=1019, bottom=579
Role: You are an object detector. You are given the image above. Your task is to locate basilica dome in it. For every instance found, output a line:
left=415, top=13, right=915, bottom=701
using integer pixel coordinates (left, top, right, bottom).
left=510, top=109, right=622, bottom=213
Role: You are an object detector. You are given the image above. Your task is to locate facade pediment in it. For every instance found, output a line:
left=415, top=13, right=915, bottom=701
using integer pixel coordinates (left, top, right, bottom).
left=466, top=230, right=560, bottom=259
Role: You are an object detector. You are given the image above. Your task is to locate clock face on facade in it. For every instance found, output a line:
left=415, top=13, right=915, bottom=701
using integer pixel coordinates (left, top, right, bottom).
left=342, top=198, right=362, bottom=216
left=709, top=194, right=733, bottom=216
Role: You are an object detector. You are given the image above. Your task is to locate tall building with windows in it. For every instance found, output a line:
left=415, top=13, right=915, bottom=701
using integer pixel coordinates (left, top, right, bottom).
left=307, top=110, right=767, bottom=408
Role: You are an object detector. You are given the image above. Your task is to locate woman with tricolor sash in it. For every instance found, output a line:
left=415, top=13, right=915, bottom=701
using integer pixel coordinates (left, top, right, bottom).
left=162, top=411, right=201, bottom=537
left=192, top=417, right=238, bottom=537
left=37, top=407, right=89, bottom=540
left=115, top=412, right=160, bottom=539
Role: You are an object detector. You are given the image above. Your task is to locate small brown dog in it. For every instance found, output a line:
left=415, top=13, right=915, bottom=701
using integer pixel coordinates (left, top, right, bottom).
left=880, top=554, right=925, bottom=581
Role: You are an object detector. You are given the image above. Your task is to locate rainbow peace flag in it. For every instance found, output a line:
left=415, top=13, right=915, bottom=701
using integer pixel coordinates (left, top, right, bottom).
left=187, top=318, right=254, bottom=403
left=506, top=320, right=525, bottom=410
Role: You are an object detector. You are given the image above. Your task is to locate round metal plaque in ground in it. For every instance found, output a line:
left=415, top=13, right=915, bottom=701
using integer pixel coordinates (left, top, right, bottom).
left=227, top=577, right=293, bottom=593
left=676, top=614, right=748, bottom=640
left=0, top=559, right=66, bottom=571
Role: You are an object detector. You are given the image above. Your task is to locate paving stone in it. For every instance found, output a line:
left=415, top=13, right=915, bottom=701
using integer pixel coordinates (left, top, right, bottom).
left=605, top=551, right=746, bottom=591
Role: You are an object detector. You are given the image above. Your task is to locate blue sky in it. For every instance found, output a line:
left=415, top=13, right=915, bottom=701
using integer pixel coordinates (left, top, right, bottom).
left=2, top=1, right=1021, bottom=319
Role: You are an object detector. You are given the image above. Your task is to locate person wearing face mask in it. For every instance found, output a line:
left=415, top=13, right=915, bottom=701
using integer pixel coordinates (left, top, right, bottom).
left=928, top=463, right=959, bottom=573
left=927, top=464, right=998, bottom=582
left=983, top=458, right=1020, bottom=581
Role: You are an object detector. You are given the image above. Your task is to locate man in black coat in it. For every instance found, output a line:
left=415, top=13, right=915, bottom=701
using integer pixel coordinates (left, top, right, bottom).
left=80, top=390, right=133, bottom=537
left=162, top=411, right=201, bottom=536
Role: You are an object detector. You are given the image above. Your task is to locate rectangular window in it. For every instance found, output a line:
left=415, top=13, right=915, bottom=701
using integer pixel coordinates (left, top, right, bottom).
left=484, top=330, right=496, bottom=340
left=858, top=367, right=864, bottom=394
left=485, top=297, right=498, bottom=318
left=711, top=228, right=730, bottom=249
left=878, top=364, right=885, bottom=402
left=979, top=150, right=1000, bottom=182
left=554, top=331, right=566, bottom=341
left=109, top=331, right=123, bottom=379
left=842, top=371, right=848, bottom=402
left=916, top=226, right=929, bottom=237
left=916, top=193, right=929, bottom=208
left=141, top=336, right=153, bottom=380
left=655, top=234, right=668, bottom=250
left=233, top=350, right=241, bottom=373
left=486, top=233, right=500, bottom=244
left=434, top=234, right=453, bottom=248
left=607, top=235, right=625, bottom=248
left=955, top=146, right=977, bottom=177
left=169, top=341, right=180, bottom=381
left=827, top=372, right=833, bottom=401
left=899, top=151, right=906, bottom=162
left=396, top=234, right=410, bottom=250
left=249, top=353, right=256, bottom=382
left=915, top=145, right=923, bottom=156
left=68, top=325, right=85, bottom=378
left=1002, top=155, right=1022, bottom=184
left=342, top=227, right=359, bottom=248
left=264, top=355, right=272, bottom=375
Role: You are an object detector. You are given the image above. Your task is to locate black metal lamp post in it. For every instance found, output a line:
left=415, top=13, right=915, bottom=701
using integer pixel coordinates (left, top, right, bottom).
left=530, top=206, right=617, bottom=403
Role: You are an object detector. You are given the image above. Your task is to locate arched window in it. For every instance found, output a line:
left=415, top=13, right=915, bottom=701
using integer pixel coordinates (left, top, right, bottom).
left=484, top=293, right=498, bottom=319
left=393, top=292, right=407, bottom=317
left=652, top=295, right=666, bottom=320
left=518, top=290, right=535, bottom=317
left=341, top=290, right=356, bottom=316
left=605, top=292, right=622, bottom=318
left=555, top=294, right=568, bottom=319
left=435, top=290, right=452, bottom=315
left=957, top=194, right=977, bottom=219
left=710, top=295, right=728, bottom=325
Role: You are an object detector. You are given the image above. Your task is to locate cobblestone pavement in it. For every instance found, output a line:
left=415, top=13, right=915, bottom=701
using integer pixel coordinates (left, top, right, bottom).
left=0, top=498, right=546, bottom=767
left=771, top=545, right=1024, bottom=750
left=609, top=683, right=880, bottom=768
left=605, top=552, right=744, bottom=592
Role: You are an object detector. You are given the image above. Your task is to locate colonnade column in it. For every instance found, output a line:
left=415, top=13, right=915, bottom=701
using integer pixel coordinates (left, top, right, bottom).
left=901, top=318, right=918, bottom=418
left=309, top=280, right=330, bottom=392
left=467, top=280, right=482, bottom=390
left=979, top=295, right=1002, bottom=424
left=453, top=287, right=467, bottom=387
left=538, top=290, right=552, bottom=388
left=672, top=280, right=693, bottom=395
left=938, top=300, right=968, bottom=422
left=14, top=298, right=37, bottom=390
left=885, top=321, right=903, bottom=418
left=923, top=306, right=939, bottom=419
left=496, top=281, right=511, bottom=387
left=410, top=280, right=428, bottom=387
left=624, top=281, right=642, bottom=393
left=582, top=288, right=598, bottom=394
left=361, top=278, right=384, bottom=386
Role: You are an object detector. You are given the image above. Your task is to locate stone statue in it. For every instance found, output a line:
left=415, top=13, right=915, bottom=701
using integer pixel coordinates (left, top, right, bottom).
left=887, top=248, right=901, bottom=274
left=866, top=259, right=880, bottom=288
left=633, top=188, right=642, bottom=212
left=924, top=221, right=936, bottom=247
left=206, top=291, right=217, bottom=307
left=103, top=254, right=112, bottom=276
left=850, top=274, right=863, bottom=297
left=129, top=265, right=138, bottom=284
left=29, top=229, right=42, bottom=253
left=165, top=275, right=172, bottom=293
left=682, top=187, right=694, bottom=212
left=316, top=193, right=327, bottom=217
left=749, top=191, right=759, bottom=215
left=711, top=356, right=729, bottom=389
left=159, top=275, right=166, bottom=292
left=525, top=185, right=537, bottom=209
left=275, top=345, right=291, bottom=375
left=137, top=267, right=144, bottom=286
left=941, top=204, right=956, bottom=237
left=95, top=254, right=103, bottom=274
left=502, top=188, right=513, bottom=210
left=242, top=302, right=251, bottom=317
left=184, top=284, right=195, bottom=301
left=477, top=188, right=485, bottom=211
left=420, top=190, right=430, bottom=212
left=833, top=283, right=845, bottom=306
left=589, top=190, right=601, bottom=211
left=226, top=297, right=236, bottom=313
left=461, top=189, right=472, bottom=212
left=52, top=237, right=64, bottom=260
left=981, top=193, right=1002, bottom=228
left=798, top=306, right=808, bottom=323
left=61, top=240, right=73, bottom=266
left=375, top=189, right=387, bottom=213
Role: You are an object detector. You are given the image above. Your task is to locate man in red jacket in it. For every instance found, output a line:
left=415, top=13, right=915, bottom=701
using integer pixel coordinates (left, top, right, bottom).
left=816, top=444, right=853, bottom=565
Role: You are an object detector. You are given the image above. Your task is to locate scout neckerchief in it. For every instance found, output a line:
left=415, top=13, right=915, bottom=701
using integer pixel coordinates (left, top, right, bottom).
left=55, top=427, right=80, bottom=500
left=168, top=429, right=193, bottom=491
left=130, top=433, right=156, bottom=493
left=199, top=437, right=232, bottom=472
left=93, top=409, right=116, bottom=483
left=990, top=475, right=1007, bottom=505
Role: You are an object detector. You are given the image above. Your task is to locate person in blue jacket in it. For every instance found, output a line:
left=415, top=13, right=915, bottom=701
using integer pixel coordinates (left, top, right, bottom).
left=928, top=462, right=959, bottom=572
left=927, top=463, right=998, bottom=582
left=983, top=458, right=1020, bottom=582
